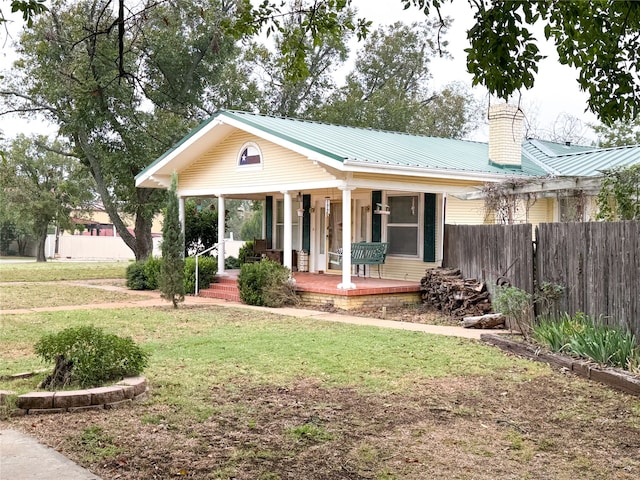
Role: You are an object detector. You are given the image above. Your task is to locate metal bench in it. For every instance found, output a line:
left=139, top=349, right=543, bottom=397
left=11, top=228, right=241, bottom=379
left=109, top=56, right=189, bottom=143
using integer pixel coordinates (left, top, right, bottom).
left=328, top=242, right=389, bottom=278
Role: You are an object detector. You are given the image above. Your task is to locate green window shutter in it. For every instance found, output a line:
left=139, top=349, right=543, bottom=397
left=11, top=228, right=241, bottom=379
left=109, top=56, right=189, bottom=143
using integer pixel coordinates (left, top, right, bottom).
left=302, top=194, right=311, bottom=252
left=265, top=195, right=273, bottom=249
left=372, top=191, right=382, bottom=242
left=423, top=193, right=436, bottom=262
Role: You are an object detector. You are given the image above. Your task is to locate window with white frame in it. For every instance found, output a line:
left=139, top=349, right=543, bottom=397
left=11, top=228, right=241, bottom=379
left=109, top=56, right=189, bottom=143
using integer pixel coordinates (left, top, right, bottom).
left=386, top=194, right=419, bottom=256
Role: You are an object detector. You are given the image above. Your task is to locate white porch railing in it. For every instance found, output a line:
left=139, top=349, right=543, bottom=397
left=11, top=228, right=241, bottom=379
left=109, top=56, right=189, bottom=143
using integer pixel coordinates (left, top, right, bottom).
left=195, top=243, right=219, bottom=295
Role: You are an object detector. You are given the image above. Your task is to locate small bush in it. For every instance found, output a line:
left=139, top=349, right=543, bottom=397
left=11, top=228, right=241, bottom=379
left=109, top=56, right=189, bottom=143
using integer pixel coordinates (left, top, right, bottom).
left=238, top=241, right=254, bottom=264
left=237, top=260, right=297, bottom=307
left=534, top=312, right=640, bottom=371
left=225, top=256, right=240, bottom=269
left=34, top=326, right=149, bottom=389
left=126, top=261, right=149, bottom=290
left=144, top=256, right=163, bottom=290
left=184, top=256, right=217, bottom=294
left=493, top=286, right=534, bottom=339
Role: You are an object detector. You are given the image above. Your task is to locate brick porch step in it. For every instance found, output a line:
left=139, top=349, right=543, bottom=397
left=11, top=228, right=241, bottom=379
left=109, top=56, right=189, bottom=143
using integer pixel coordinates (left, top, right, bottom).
left=199, top=276, right=241, bottom=302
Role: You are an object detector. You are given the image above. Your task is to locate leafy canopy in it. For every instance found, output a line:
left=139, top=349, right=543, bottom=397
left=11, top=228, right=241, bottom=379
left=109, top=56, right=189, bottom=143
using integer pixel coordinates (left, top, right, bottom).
left=404, top=0, right=640, bottom=125
left=596, top=164, right=640, bottom=221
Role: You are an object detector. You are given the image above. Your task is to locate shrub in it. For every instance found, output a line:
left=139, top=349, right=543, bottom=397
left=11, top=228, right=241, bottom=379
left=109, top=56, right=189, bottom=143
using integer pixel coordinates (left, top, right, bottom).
left=237, top=260, right=297, bottom=307
left=34, top=326, right=149, bottom=389
left=225, top=256, right=241, bottom=269
left=184, top=256, right=217, bottom=294
left=126, top=261, right=149, bottom=290
left=144, top=256, right=163, bottom=290
left=127, top=256, right=218, bottom=294
left=238, top=241, right=254, bottom=264
left=493, top=286, right=534, bottom=339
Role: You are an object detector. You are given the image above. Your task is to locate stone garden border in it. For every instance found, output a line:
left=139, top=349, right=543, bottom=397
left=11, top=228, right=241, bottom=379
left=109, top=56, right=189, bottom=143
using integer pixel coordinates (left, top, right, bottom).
left=0, top=376, right=147, bottom=415
left=481, top=333, right=640, bottom=397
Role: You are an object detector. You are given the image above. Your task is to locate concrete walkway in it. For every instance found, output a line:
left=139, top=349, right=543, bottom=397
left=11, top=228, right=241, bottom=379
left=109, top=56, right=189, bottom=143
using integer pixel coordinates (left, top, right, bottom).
left=1, top=283, right=487, bottom=339
left=0, top=282, right=498, bottom=478
left=0, top=429, right=101, bottom=479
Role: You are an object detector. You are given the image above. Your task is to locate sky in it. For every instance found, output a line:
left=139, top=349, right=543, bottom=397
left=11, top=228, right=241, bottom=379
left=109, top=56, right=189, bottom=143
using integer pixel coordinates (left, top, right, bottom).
left=0, top=0, right=599, bottom=143
left=351, top=0, right=598, bottom=142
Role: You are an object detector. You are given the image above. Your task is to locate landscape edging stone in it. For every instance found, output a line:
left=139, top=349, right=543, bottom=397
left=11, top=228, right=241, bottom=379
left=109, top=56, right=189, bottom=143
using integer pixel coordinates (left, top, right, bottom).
left=480, top=333, right=639, bottom=396
left=10, top=377, right=148, bottom=414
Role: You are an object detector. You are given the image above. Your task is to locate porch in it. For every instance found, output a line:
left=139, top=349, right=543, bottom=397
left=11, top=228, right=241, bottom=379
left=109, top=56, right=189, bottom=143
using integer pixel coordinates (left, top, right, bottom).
left=199, top=270, right=422, bottom=310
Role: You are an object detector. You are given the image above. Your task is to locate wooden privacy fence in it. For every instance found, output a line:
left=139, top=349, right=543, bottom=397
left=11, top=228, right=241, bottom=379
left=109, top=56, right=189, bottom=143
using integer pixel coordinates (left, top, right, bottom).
left=443, top=224, right=534, bottom=296
left=443, top=222, right=640, bottom=338
left=536, top=222, right=639, bottom=335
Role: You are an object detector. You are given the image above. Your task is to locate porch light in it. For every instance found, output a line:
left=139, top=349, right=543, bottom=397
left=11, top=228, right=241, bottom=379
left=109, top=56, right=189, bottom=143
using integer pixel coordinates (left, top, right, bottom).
left=374, top=203, right=390, bottom=215
left=297, top=207, right=304, bottom=217
left=325, top=197, right=331, bottom=215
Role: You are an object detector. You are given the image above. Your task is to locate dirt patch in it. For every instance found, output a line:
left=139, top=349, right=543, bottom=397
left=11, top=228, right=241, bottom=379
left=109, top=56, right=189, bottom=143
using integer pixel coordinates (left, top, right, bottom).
left=312, top=302, right=461, bottom=327
left=5, top=373, right=639, bottom=479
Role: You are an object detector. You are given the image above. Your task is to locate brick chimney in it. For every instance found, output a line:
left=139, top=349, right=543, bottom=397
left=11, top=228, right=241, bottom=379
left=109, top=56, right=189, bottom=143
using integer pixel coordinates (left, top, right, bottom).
left=488, top=103, right=524, bottom=168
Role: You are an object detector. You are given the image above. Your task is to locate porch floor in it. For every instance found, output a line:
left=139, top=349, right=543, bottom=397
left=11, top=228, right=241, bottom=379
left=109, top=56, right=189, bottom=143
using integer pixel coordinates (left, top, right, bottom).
left=200, top=270, right=422, bottom=309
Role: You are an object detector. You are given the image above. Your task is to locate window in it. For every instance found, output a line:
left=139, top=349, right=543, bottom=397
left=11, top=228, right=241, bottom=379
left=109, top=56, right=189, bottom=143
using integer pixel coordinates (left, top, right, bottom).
left=275, top=200, right=301, bottom=251
left=386, top=194, right=419, bottom=256
left=237, top=143, right=262, bottom=167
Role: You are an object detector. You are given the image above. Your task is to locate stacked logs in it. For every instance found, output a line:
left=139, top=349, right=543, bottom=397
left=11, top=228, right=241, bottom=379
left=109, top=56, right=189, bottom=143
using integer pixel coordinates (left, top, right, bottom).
left=420, top=267, right=493, bottom=319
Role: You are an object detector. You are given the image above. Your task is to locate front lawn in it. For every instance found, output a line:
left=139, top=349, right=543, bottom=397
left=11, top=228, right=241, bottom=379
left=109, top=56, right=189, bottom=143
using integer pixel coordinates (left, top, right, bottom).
left=2, top=306, right=639, bottom=479
left=0, top=261, right=128, bottom=282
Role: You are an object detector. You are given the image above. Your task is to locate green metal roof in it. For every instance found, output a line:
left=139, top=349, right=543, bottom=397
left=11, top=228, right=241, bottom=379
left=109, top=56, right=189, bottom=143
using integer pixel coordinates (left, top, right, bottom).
left=138, top=110, right=640, bottom=182
left=222, top=110, right=547, bottom=177
left=523, top=138, right=640, bottom=176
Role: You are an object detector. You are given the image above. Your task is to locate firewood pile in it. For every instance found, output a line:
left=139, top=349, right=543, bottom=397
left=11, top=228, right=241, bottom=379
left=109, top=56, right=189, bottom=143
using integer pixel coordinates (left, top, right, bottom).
left=420, top=267, right=493, bottom=319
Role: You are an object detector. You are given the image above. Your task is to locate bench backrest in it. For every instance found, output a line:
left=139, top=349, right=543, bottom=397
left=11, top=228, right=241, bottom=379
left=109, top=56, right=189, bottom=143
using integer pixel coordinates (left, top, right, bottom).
left=351, top=242, right=388, bottom=262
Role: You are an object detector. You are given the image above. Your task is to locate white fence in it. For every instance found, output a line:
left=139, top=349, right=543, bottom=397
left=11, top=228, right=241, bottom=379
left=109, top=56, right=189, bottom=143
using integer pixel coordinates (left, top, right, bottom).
left=43, top=235, right=245, bottom=261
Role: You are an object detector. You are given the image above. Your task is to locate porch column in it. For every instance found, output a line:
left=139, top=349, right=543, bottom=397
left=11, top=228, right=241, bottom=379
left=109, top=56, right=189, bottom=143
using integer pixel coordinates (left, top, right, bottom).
left=338, top=186, right=355, bottom=290
left=178, top=197, right=185, bottom=237
left=282, top=191, right=293, bottom=271
left=439, top=193, right=446, bottom=265
left=217, top=195, right=226, bottom=277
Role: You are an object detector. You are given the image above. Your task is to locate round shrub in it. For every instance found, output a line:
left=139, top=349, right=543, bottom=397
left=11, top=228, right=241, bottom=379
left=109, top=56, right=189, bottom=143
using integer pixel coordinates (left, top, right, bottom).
left=237, top=260, right=297, bottom=307
left=34, top=325, right=149, bottom=389
left=144, top=256, right=163, bottom=290
left=126, top=261, right=149, bottom=290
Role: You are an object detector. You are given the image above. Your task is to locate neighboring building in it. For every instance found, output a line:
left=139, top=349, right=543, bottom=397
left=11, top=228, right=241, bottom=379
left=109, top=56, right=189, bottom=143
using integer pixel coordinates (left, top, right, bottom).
left=67, top=207, right=163, bottom=237
left=135, top=105, right=640, bottom=286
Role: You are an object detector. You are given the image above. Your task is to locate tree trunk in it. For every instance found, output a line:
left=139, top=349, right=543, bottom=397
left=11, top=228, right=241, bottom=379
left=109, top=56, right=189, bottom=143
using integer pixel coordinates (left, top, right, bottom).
left=35, top=224, right=48, bottom=262
left=134, top=211, right=154, bottom=261
left=75, top=129, right=158, bottom=261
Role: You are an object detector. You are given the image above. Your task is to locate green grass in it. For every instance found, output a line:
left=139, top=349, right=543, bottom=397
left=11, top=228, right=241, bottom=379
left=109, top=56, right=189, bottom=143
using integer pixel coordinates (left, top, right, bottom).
left=0, top=283, right=141, bottom=309
left=0, top=306, right=546, bottom=417
left=0, top=261, right=128, bottom=282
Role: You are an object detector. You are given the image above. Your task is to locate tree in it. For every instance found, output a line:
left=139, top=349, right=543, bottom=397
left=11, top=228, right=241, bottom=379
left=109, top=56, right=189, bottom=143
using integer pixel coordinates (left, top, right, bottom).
left=404, top=0, right=640, bottom=125
left=526, top=112, right=594, bottom=146
left=245, top=8, right=352, bottom=117
left=311, top=21, right=480, bottom=137
left=1, top=0, right=254, bottom=260
left=596, top=165, right=640, bottom=221
left=159, top=173, right=185, bottom=308
left=0, top=0, right=47, bottom=27
left=0, top=135, right=93, bottom=261
left=240, top=201, right=263, bottom=241
left=184, top=198, right=218, bottom=257
left=593, top=119, right=640, bottom=148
